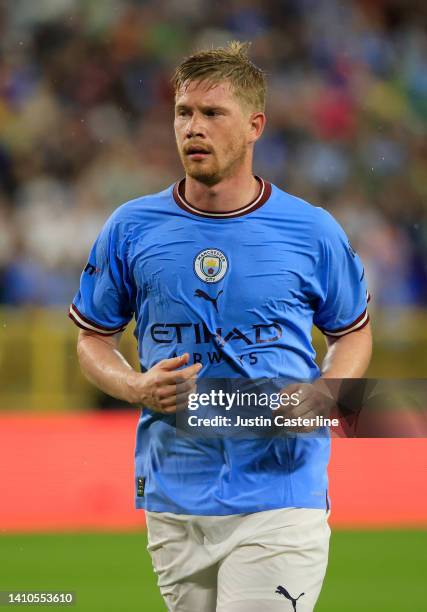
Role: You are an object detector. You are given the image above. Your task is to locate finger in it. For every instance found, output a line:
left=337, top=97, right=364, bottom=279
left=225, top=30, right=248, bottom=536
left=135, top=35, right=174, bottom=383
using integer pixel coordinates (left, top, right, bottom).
left=285, top=402, right=333, bottom=427
left=159, top=387, right=196, bottom=408
left=175, top=388, right=199, bottom=412
left=286, top=399, right=317, bottom=419
left=178, top=362, right=203, bottom=379
left=156, top=380, right=197, bottom=403
left=279, top=382, right=306, bottom=396
left=277, top=419, right=319, bottom=434
left=158, top=353, right=190, bottom=371
left=291, top=393, right=334, bottom=419
left=162, top=362, right=203, bottom=384
left=287, top=405, right=325, bottom=422
left=176, top=379, right=197, bottom=396
left=276, top=390, right=311, bottom=416
left=175, top=397, right=193, bottom=412
left=160, top=394, right=195, bottom=414
left=160, top=387, right=195, bottom=410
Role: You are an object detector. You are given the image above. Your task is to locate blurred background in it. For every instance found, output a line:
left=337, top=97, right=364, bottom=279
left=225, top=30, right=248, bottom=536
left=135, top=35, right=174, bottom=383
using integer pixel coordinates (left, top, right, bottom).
left=0, top=0, right=426, bottom=411
left=0, top=1, right=426, bottom=611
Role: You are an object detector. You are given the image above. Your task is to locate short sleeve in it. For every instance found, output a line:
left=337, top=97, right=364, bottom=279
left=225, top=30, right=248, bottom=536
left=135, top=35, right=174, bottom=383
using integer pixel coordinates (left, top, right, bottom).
left=313, top=211, right=370, bottom=337
left=69, top=215, right=134, bottom=335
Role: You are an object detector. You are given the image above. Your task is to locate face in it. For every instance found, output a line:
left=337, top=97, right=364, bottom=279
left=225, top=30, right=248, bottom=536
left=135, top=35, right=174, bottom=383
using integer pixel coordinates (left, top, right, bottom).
left=174, top=80, right=261, bottom=186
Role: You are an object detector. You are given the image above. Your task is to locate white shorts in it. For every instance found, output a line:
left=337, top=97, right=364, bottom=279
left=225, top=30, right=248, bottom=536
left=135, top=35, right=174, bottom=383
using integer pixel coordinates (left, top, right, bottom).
left=146, top=507, right=330, bottom=611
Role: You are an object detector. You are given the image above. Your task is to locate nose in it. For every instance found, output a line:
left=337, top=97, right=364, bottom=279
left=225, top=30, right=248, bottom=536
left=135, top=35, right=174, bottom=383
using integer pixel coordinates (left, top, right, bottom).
left=185, top=113, right=205, bottom=139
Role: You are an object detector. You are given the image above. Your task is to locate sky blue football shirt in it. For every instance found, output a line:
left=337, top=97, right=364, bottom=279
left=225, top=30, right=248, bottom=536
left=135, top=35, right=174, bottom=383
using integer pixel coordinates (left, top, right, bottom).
left=70, top=177, right=369, bottom=515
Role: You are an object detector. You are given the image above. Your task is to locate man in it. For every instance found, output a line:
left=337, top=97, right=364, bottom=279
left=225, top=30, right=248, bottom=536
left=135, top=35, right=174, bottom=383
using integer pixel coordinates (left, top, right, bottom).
left=69, top=42, right=372, bottom=611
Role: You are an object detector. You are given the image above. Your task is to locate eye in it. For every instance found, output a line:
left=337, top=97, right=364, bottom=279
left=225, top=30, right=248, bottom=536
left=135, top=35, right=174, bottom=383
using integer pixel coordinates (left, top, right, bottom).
left=177, top=109, right=190, bottom=117
left=205, top=110, right=219, bottom=117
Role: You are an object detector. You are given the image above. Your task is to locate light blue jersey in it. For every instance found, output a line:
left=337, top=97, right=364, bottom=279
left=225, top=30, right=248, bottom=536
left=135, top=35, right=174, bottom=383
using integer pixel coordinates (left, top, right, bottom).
left=70, top=177, right=369, bottom=515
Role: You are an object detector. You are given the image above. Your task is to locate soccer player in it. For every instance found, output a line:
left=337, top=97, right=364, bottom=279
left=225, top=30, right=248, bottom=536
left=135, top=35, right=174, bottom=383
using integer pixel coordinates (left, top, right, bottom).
left=69, top=42, right=372, bottom=611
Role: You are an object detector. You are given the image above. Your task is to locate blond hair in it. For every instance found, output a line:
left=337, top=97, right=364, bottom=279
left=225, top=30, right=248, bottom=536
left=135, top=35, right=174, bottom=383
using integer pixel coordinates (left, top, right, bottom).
left=172, top=41, right=266, bottom=112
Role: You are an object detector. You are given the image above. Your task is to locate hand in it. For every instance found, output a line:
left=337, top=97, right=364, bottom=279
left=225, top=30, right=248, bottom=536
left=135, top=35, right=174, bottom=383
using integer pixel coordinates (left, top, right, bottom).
left=126, top=353, right=202, bottom=414
left=275, top=380, right=336, bottom=433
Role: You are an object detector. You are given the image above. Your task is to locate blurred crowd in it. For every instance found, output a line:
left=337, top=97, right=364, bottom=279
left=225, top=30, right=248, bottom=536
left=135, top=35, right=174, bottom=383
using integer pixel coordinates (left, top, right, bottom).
left=0, top=0, right=425, bottom=307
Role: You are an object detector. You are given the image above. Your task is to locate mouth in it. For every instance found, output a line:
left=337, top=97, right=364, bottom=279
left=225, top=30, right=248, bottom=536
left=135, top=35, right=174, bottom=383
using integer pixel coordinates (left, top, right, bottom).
left=185, top=145, right=212, bottom=160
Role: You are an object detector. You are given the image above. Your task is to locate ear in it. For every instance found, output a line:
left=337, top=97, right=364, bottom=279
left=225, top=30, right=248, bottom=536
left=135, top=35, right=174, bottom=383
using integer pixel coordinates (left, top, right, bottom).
left=248, top=112, right=266, bottom=144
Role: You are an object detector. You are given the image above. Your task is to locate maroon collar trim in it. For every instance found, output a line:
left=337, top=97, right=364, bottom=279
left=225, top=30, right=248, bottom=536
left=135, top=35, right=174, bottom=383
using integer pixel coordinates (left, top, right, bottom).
left=172, top=176, right=272, bottom=219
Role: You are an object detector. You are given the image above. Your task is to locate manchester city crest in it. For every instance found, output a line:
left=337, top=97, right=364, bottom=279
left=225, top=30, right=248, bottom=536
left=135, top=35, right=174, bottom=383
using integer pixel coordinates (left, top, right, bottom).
left=194, top=248, right=228, bottom=283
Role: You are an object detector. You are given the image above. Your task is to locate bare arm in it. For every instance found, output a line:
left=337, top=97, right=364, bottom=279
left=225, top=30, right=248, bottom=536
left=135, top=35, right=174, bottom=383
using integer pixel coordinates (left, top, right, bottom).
left=321, top=321, right=372, bottom=378
left=77, top=330, right=135, bottom=402
left=77, top=329, right=202, bottom=412
left=278, top=323, right=373, bottom=428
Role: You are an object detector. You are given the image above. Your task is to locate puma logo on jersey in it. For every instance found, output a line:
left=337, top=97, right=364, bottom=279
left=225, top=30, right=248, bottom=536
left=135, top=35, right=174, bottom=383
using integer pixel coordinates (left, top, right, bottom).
left=84, top=262, right=100, bottom=275
left=275, top=585, right=305, bottom=610
left=194, top=289, right=223, bottom=313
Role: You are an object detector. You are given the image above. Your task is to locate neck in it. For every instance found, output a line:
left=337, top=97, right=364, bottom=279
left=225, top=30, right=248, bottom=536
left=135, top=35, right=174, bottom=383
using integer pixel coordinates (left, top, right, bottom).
left=184, top=168, right=259, bottom=212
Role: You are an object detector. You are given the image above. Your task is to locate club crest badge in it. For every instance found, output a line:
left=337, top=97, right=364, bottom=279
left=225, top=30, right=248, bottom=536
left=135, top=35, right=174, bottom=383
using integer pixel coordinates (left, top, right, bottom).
left=194, top=248, right=228, bottom=283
